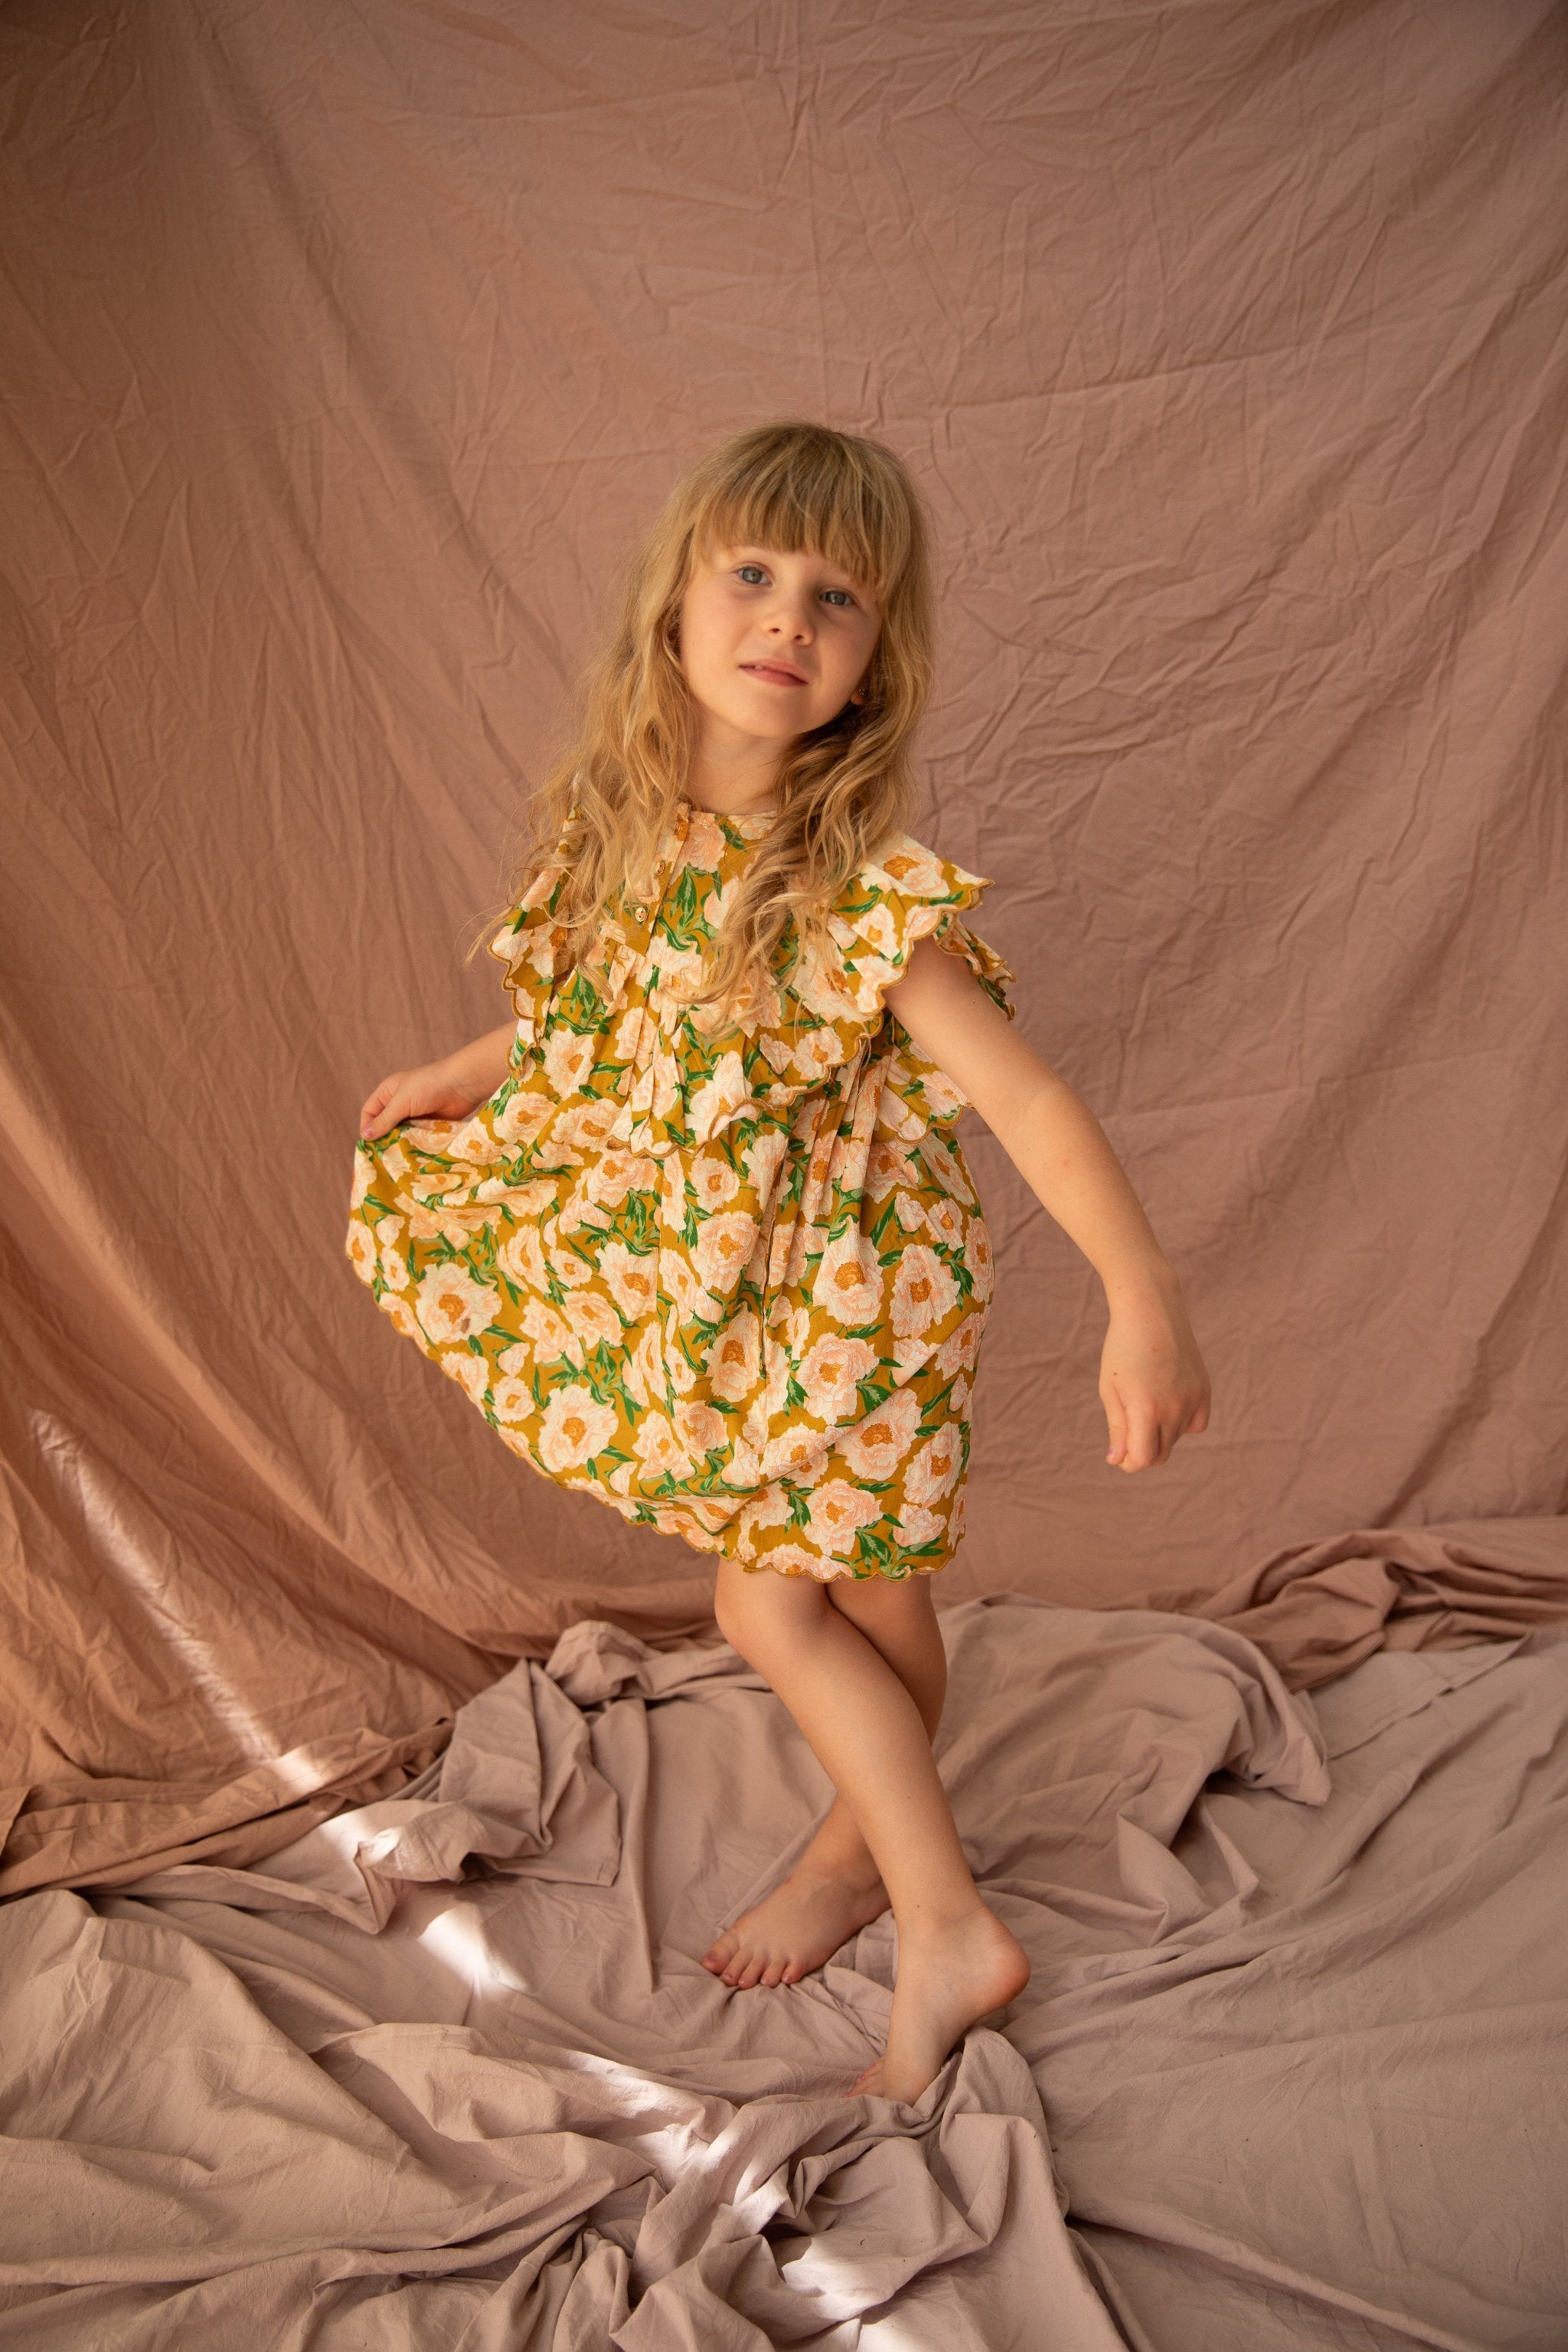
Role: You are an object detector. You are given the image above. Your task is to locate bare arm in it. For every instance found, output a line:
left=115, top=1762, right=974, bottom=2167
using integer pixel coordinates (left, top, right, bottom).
left=359, top=1021, right=516, bottom=1140
left=881, top=935, right=1211, bottom=1472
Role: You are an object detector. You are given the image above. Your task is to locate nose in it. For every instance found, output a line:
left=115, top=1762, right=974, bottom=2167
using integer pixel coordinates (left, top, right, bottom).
left=763, top=586, right=815, bottom=643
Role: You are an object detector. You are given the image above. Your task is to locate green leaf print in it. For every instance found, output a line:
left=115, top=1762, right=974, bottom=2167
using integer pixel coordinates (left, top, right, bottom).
left=869, top=1199, right=902, bottom=1249
left=661, top=865, right=706, bottom=952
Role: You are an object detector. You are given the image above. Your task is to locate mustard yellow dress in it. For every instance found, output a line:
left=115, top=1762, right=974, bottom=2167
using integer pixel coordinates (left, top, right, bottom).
left=346, top=799, right=1016, bottom=1580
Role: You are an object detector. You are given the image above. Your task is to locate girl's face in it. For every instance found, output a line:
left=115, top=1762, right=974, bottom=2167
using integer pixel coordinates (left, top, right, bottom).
left=675, top=543, right=881, bottom=752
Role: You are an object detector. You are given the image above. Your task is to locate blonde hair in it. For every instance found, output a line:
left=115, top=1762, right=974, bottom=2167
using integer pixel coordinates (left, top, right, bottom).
left=488, top=419, right=936, bottom=1027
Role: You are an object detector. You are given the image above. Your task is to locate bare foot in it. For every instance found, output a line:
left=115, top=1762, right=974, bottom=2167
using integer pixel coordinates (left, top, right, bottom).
left=701, top=1861, right=890, bottom=1990
left=847, top=1904, right=1030, bottom=2104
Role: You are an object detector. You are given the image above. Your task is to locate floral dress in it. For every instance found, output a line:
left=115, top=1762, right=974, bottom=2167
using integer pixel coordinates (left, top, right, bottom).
left=346, top=798, right=1017, bottom=1581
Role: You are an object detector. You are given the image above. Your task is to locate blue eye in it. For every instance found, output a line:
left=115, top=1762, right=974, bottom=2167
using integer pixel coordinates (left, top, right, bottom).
left=737, top=564, right=767, bottom=584
left=822, top=589, right=853, bottom=606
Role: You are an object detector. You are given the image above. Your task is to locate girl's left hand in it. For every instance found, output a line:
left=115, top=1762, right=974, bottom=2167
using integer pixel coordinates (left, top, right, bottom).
left=1099, top=1276, right=1211, bottom=1472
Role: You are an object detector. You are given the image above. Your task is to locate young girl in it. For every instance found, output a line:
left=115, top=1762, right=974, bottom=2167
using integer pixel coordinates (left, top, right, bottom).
left=349, top=420, right=1210, bottom=2105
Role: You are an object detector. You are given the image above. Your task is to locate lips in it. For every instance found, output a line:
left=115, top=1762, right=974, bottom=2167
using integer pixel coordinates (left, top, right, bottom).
left=741, top=662, right=808, bottom=686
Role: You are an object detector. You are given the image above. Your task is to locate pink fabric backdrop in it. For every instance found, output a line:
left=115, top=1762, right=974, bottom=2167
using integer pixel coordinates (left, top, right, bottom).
left=2, top=0, right=1566, bottom=1881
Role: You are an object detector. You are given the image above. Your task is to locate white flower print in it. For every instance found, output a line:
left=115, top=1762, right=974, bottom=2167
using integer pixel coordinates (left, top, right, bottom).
left=706, top=1310, right=760, bottom=1403
left=805, top=1479, right=883, bottom=1559
left=895, top=1501, right=949, bottom=1550
left=914, top=1061, right=968, bottom=1123
left=865, top=1141, right=916, bottom=1200
left=720, top=1439, right=762, bottom=1489
left=439, top=1352, right=491, bottom=1407
left=687, top=1050, right=751, bottom=1146
left=492, top=1087, right=556, bottom=1148
left=838, top=1387, right=922, bottom=1481
left=660, top=1248, right=722, bottom=1325
left=934, top=1312, right=984, bottom=1377
left=554, top=1098, right=622, bottom=1156
left=962, top=1214, right=995, bottom=1302
left=381, top=1294, right=421, bottom=1344
left=599, top=1240, right=658, bottom=1321
left=918, top=1130, right=975, bottom=1208
left=690, top=1152, right=740, bottom=1210
left=378, top=1240, right=413, bottom=1292
left=546, top=1236, right=596, bottom=1289
left=904, top=1423, right=963, bottom=1506
left=490, top=1375, right=534, bottom=1423
left=890, top=1245, right=960, bottom=1341
left=691, top=1210, right=760, bottom=1297
left=564, top=1289, right=622, bottom=1349
left=612, top=1006, right=650, bottom=1061
left=446, top=1118, right=498, bottom=1165
left=774, top=1541, right=837, bottom=1579
left=414, top=1264, right=500, bottom=1346
left=924, top=1197, right=965, bottom=1250
left=762, top=1424, right=830, bottom=1484
left=866, top=840, right=950, bottom=897
left=543, top=1028, right=596, bottom=1097
left=537, top=1383, right=618, bottom=1472
left=496, top=1223, right=549, bottom=1294
left=743, top=1127, right=788, bottom=1198
left=632, top=1410, right=692, bottom=1481
left=854, top=902, right=900, bottom=960
left=626, top=1321, right=668, bottom=1412
left=798, top=1333, right=877, bottom=1423
left=520, top=1298, right=577, bottom=1361
left=683, top=809, right=727, bottom=871
left=812, top=1230, right=884, bottom=1328
left=675, top=1400, right=726, bottom=1458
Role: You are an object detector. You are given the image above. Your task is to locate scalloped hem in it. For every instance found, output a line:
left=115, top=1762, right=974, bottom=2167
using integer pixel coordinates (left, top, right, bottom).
left=737, top=1550, right=954, bottom=1584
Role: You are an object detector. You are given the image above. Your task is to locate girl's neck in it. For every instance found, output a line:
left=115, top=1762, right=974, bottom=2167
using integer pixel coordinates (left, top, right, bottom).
left=684, top=718, right=786, bottom=818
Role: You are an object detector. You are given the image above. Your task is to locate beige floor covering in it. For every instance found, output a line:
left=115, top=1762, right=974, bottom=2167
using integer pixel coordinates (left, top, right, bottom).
left=2, top=1595, right=1563, bottom=2350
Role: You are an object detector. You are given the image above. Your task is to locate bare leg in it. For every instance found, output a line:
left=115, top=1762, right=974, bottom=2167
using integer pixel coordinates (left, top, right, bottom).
left=701, top=1573, right=947, bottom=1990
left=707, top=1559, right=1030, bottom=2104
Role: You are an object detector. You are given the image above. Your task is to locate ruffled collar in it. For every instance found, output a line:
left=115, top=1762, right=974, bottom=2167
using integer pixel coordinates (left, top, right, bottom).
left=675, top=792, right=778, bottom=842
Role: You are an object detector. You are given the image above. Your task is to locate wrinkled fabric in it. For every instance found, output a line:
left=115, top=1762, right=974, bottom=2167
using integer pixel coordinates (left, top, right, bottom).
left=2, top=0, right=1566, bottom=1883
left=2, top=1602, right=1563, bottom=2349
left=346, top=802, right=1015, bottom=1580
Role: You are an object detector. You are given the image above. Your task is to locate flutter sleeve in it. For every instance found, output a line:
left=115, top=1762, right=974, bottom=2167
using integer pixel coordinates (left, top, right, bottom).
left=784, top=831, right=1018, bottom=1132
left=485, top=818, right=580, bottom=1051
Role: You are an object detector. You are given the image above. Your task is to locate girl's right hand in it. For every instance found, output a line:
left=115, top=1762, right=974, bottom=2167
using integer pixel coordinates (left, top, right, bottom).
left=358, top=1056, right=489, bottom=1142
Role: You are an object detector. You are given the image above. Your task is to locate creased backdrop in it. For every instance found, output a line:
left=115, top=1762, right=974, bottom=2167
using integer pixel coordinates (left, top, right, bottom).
left=3, top=0, right=1566, bottom=1884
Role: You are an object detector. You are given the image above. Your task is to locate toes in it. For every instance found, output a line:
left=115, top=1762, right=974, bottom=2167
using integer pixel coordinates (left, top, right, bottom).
left=703, top=1931, right=739, bottom=1973
left=760, top=1959, right=785, bottom=1988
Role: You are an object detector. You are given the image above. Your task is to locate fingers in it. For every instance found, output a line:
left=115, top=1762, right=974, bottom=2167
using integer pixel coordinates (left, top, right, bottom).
left=359, top=1073, right=412, bottom=1140
left=1117, top=1400, right=1164, bottom=1472
left=1105, top=1387, right=1211, bottom=1471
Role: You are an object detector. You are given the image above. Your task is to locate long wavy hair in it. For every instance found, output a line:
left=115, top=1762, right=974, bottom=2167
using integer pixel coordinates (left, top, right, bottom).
left=485, top=420, right=936, bottom=1028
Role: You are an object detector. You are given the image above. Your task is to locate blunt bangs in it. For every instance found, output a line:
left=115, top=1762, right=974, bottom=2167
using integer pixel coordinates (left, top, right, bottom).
left=688, top=426, right=915, bottom=610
